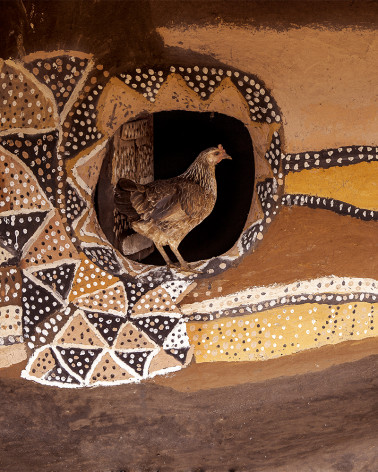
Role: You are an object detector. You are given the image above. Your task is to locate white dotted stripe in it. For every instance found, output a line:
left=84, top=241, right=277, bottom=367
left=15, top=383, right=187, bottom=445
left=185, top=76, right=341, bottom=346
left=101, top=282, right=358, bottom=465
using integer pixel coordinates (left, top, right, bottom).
left=181, top=276, right=378, bottom=318
left=265, top=131, right=282, bottom=174
left=283, top=146, right=378, bottom=173
left=282, top=194, right=378, bottom=221
left=186, top=292, right=377, bottom=321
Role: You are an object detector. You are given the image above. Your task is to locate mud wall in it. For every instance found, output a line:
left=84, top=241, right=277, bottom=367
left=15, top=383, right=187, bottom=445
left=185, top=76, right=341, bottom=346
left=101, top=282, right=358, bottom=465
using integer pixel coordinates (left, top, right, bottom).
left=0, top=1, right=377, bottom=388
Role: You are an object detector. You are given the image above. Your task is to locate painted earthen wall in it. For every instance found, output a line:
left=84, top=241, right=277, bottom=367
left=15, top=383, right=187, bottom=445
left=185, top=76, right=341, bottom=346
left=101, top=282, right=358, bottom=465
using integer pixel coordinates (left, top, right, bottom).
left=0, top=3, right=378, bottom=471
left=0, top=1, right=377, bottom=389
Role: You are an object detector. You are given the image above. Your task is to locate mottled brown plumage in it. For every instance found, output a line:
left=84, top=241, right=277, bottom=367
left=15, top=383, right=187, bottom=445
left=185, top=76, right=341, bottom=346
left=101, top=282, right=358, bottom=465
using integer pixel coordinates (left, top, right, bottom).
left=114, top=144, right=231, bottom=270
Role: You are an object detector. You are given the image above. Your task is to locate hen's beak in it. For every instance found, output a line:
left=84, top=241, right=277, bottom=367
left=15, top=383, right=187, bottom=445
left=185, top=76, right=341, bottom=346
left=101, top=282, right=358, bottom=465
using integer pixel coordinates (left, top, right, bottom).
left=219, top=151, right=232, bottom=162
left=215, top=153, right=231, bottom=164
left=217, top=144, right=232, bottom=161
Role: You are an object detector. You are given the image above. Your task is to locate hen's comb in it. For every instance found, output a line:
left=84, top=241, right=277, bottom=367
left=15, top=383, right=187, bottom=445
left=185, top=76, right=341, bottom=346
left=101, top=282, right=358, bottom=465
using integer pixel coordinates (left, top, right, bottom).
left=218, top=144, right=224, bottom=150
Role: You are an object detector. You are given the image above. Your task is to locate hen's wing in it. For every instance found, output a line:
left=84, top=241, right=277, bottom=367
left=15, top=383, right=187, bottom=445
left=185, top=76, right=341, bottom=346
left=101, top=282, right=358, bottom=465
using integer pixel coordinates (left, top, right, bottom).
left=115, top=178, right=183, bottom=223
left=115, top=177, right=208, bottom=225
left=136, top=182, right=179, bottom=222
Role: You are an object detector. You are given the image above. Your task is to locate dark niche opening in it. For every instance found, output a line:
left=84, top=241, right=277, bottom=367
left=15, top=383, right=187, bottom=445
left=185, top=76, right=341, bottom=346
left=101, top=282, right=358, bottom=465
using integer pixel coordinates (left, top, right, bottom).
left=95, top=111, right=254, bottom=265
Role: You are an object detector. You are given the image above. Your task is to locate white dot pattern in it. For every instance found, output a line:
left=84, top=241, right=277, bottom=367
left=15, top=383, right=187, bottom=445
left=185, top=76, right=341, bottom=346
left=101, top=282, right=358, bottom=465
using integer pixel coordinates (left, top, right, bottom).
left=82, top=245, right=122, bottom=274
left=65, top=183, right=87, bottom=226
left=118, top=65, right=281, bottom=123
left=62, top=81, right=104, bottom=158
left=119, top=68, right=168, bottom=103
left=265, top=131, right=282, bottom=175
left=283, top=145, right=378, bottom=173
left=282, top=194, right=378, bottom=221
left=24, top=56, right=90, bottom=115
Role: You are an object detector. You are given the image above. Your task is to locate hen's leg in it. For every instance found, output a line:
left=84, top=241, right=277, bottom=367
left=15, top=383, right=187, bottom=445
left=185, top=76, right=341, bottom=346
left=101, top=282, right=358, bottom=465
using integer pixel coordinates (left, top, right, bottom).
left=170, top=245, right=203, bottom=273
left=169, top=245, right=190, bottom=270
left=155, top=243, right=173, bottom=266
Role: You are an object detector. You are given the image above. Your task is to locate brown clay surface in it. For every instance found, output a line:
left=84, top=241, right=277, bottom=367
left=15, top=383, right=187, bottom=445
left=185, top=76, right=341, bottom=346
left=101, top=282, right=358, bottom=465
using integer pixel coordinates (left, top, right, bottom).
left=151, top=0, right=378, bottom=30
left=3, top=337, right=376, bottom=390
left=183, top=206, right=378, bottom=304
left=153, top=337, right=378, bottom=392
left=2, top=2, right=377, bottom=153
left=158, top=22, right=378, bottom=153
left=0, top=348, right=377, bottom=471
left=0, top=4, right=377, bottom=470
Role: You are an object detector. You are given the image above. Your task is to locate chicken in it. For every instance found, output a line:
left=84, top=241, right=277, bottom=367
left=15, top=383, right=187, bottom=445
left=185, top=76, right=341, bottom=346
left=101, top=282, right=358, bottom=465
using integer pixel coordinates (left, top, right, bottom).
left=114, top=144, right=231, bottom=271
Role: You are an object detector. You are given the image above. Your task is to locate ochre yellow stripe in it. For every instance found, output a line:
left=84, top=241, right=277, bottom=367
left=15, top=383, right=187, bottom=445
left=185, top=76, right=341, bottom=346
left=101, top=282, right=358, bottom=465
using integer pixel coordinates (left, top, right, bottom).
left=187, top=302, right=376, bottom=363
left=285, top=161, right=378, bottom=211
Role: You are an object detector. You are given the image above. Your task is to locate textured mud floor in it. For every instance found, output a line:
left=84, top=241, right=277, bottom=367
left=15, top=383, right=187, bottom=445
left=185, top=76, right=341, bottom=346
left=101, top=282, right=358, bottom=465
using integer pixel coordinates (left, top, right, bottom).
left=0, top=348, right=377, bottom=472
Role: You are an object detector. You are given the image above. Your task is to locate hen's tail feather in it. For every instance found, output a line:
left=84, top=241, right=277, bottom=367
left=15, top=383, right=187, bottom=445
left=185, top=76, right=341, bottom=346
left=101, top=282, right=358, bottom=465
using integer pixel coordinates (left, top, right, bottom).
left=117, top=178, right=140, bottom=191
left=115, top=178, right=142, bottom=222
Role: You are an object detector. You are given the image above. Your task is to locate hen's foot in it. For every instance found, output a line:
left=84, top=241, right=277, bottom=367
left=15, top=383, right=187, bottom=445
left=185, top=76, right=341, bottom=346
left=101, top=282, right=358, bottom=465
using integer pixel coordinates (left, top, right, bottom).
left=165, top=262, right=180, bottom=271
left=163, top=263, right=201, bottom=274
left=175, top=263, right=203, bottom=274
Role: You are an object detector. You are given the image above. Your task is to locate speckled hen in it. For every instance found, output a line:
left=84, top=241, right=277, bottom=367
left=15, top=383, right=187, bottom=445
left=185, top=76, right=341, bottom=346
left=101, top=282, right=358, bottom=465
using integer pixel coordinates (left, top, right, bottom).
left=114, top=145, right=231, bottom=270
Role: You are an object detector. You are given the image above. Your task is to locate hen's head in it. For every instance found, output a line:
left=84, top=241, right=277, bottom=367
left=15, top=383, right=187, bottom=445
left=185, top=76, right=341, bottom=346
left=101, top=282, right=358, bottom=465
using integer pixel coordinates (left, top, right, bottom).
left=199, top=144, right=232, bottom=166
